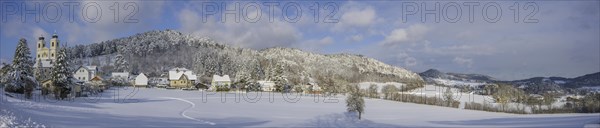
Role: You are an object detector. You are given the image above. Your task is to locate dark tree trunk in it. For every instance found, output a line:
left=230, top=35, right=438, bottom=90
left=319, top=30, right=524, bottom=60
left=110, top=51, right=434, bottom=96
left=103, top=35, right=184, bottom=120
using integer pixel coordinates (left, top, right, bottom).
left=359, top=112, right=362, bottom=120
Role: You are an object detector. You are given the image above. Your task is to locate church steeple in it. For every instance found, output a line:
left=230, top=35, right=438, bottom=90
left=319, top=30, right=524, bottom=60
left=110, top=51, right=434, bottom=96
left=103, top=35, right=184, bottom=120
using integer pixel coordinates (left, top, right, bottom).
left=36, top=35, right=46, bottom=59
left=49, top=32, right=59, bottom=60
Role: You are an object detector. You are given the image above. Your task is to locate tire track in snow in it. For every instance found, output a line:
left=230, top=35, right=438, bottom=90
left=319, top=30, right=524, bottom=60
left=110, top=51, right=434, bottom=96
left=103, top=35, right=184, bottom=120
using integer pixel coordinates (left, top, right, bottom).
left=160, top=97, right=216, bottom=125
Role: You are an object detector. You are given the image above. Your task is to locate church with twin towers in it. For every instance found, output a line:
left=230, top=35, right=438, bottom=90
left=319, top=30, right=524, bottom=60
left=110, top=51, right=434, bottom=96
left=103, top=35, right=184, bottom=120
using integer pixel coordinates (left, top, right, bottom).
left=33, top=33, right=60, bottom=81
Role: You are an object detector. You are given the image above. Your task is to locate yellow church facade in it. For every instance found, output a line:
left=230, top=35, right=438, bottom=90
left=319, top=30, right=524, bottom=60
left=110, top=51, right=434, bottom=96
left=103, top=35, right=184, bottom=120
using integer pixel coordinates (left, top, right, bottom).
left=36, top=34, right=59, bottom=61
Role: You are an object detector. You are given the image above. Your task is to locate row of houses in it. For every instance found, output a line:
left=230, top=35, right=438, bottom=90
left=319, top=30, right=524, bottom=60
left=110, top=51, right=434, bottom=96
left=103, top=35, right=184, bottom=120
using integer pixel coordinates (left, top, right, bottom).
left=72, top=66, right=321, bottom=93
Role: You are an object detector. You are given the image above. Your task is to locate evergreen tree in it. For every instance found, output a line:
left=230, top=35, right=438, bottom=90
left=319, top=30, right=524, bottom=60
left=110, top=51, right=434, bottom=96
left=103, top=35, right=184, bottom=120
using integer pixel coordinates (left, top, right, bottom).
left=13, top=38, right=34, bottom=75
left=273, top=62, right=287, bottom=92
left=235, top=72, right=251, bottom=90
left=51, top=48, right=71, bottom=100
left=325, top=76, right=336, bottom=94
left=346, top=84, right=365, bottom=120
left=5, top=38, right=36, bottom=96
left=114, top=54, right=129, bottom=72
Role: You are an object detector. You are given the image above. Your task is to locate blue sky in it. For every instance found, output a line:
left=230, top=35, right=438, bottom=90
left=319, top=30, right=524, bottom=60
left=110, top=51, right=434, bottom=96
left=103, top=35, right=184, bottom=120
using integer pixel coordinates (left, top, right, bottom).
left=1, top=0, right=599, bottom=80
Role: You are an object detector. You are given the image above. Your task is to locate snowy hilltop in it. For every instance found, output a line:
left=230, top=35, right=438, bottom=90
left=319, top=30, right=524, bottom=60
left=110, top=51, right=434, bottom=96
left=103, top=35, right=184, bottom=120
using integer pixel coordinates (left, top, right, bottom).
left=419, top=69, right=600, bottom=94
left=66, top=30, right=423, bottom=87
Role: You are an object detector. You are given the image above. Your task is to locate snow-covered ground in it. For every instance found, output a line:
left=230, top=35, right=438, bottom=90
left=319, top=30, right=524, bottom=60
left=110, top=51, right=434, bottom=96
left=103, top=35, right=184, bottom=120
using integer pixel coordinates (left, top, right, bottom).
left=358, top=82, right=405, bottom=93
left=1, top=87, right=599, bottom=127
left=431, top=78, right=487, bottom=87
left=407, top=85, right=492, bottom=104
left=580, top=86, right=600, bottom=92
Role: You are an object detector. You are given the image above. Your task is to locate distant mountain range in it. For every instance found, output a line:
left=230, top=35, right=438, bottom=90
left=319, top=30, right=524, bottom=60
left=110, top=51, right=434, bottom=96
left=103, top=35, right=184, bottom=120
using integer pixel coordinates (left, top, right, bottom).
left=419, top=69, right=600, bottom=94
left=419, top=69, right=496, bottom=82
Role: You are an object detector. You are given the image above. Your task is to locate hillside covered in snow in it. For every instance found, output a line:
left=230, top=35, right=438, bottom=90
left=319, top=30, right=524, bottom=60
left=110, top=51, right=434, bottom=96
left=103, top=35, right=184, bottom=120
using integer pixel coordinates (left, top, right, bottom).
left=66, top=30, right=423, bottom=87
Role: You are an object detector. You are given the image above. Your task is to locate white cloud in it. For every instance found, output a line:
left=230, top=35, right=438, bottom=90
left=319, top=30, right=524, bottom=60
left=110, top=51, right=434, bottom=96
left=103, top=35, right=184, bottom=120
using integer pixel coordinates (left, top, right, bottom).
left=0, top=18, right=48, bottom=50
left=339, top=6, right=376, bottom=27
left=177, top=4, right=302, bottom=49
left=318, top=36, right=334, bottom=45
left=31, top=28, right=49, bottom=40
left=404, top=57, right=417, bottom=67
left=295, top=36, right=335, bottom=53
left=453, top=57, right=473, bottom=68
left=349, top=34, right=363, bottom=42
left=60, top=1, right=166, bottom=44
left=380, top=24, right=429, bottom=47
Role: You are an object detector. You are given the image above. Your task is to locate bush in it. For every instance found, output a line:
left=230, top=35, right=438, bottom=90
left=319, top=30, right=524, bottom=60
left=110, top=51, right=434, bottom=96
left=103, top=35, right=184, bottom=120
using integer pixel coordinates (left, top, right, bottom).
left=216, top=86, right=230, bottom=92
left=4, top=85, right=24, bottom=94
left=387, top=93, right=459, bottom=108
left=464, top=102, right=529, bottom=114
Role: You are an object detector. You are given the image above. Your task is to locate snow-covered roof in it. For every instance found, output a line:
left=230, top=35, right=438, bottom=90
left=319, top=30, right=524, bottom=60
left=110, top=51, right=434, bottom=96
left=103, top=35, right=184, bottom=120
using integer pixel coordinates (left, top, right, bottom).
left=136, top=73, right=147, bottom=79
left=91, top=76, right=103, bottom=81
left=75, top=65, right=97, bottom=72
left=34, top=60, right=53, bottom=68
left=168, top=67, right=197, bottom=81
left=212, top=75, right=231, bottom=82
left=85, top=66, right=97, bottom=71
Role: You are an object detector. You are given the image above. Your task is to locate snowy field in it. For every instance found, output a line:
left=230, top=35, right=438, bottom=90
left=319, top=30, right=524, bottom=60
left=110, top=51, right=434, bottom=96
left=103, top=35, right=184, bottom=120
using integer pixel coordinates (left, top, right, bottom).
left=1, top=87, right=599, bottom=127
left=431, top=78, right=487, bottom=87
left=358, top=82, right=405, bottom=93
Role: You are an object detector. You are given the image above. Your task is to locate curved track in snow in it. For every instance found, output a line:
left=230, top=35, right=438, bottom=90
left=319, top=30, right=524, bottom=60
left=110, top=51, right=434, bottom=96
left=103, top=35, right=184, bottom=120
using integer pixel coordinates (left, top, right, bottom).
left=160, top=97, right=216, bottom=125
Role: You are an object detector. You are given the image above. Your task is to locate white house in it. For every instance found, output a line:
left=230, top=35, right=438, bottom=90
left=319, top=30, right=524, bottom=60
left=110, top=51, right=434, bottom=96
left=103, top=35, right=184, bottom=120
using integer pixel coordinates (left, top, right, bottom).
left=168, top=68, right=197, bottom=82
left=211, top=75, right=231, bottom=88
left=134, top=73, right=148, bottom=87
left=258, top=80, right=275, bottom=91
left=168, top=68, right=197, bottom=88
left=73, top=66, right=98, bottom=83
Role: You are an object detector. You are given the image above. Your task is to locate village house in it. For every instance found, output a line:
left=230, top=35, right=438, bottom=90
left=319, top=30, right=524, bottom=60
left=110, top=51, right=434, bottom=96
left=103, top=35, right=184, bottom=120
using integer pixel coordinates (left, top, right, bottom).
left=89, top=76, right=107, bottom=92
left=41, top=79, right=54, bottom=95
left=168, top=68, right=197, bottom=89
left=73, top=66, right=98, bottom=83
left=211, top=75, right=231, bottom=90
left=134, top=73, right=149, bottom=87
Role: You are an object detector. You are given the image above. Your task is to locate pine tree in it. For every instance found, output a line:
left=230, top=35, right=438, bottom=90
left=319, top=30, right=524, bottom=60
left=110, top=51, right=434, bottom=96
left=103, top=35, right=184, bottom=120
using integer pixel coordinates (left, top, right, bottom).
left=114, top=54, right=129, bottom=72
left=235, top=71, right=251, bottom=90
left=5, top=38, right=35, bottom=96
left=51, top=48, right=71, bottom=100
left=272, top=62, right=287, bottom=92
left=346, top=84, right=365, bottom=120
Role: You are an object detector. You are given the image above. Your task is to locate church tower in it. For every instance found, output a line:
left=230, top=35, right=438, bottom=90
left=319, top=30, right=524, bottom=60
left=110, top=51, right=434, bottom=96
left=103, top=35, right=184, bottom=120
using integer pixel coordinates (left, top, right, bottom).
left=35, top=35, right=51, bottom=60
left=49, top=33, right=59, bottom=60
left=36, top=36, right=46, bottom=59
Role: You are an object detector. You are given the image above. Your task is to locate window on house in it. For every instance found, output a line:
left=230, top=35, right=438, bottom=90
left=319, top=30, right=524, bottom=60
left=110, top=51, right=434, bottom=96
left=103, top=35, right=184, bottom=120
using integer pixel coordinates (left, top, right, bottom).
left=52, top=42, right=54, bottom=47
